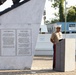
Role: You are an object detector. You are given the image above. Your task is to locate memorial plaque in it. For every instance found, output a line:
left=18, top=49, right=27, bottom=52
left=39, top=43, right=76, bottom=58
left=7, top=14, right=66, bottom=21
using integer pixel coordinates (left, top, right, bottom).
left=1, top=29, right=16, bottom=56
left=0, top=29, right=32, bottom=56
left=17, top=29, right=32, bottom=56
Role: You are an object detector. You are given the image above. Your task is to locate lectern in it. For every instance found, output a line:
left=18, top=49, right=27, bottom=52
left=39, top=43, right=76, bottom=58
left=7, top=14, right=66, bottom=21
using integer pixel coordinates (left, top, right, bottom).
left=55, top=39, right=75, bottom=72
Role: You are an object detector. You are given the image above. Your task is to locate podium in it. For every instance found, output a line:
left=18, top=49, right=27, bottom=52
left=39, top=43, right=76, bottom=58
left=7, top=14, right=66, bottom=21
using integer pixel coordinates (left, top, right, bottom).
left=55, top=39, right=75, bottom=72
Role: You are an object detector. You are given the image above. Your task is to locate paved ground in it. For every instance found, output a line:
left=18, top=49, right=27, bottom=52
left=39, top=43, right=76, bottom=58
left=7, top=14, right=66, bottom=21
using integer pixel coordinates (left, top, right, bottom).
left=0, top=56, right=76, bottom=75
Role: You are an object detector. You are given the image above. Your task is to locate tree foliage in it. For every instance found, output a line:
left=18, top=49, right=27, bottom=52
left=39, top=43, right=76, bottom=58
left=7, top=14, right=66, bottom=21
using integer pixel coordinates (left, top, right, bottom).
left=50, top=0, right=76, bottom=23
left=51, top=0, right=60, bottom=9
left=67, top=6, right=76, bottom=22
left=59, top=0, right=65, bottom=22
left=51, top=19, right=59, bottom=23
left=51, top=0, right=65, bottom=22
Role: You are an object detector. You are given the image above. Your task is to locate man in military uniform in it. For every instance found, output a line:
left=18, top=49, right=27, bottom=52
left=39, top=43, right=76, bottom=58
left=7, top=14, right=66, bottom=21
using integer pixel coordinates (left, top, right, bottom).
left=50, top=25, right=63, bottom=70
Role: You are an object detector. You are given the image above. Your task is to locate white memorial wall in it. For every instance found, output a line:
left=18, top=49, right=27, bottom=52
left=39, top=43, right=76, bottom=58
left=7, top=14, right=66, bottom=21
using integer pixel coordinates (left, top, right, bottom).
left=0, top=0, right=46, bottom=69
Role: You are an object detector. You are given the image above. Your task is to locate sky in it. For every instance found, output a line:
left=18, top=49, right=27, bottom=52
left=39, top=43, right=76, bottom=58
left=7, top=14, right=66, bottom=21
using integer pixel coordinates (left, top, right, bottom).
left=0, top=0, right=76, bottom=21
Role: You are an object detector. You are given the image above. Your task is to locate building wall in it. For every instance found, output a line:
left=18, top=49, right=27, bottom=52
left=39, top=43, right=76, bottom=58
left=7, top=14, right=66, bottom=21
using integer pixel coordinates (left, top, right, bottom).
left=35, top=34, right=76, bottom=55
left=57, top=22, right=76, bottom=33
left=47, top=22, right=76, bottom=34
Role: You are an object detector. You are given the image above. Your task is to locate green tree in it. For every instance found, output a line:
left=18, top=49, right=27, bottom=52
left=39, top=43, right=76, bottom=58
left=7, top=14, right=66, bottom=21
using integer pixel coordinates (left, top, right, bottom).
left=67, top=6, right=76, bottom=22
left=48, top=0, right=76, bottom=23
left=59, top=0, right=65, bottom=22
left=51, top=0, right=65, bottom=22
left=51, top=19, right=59, bottom=23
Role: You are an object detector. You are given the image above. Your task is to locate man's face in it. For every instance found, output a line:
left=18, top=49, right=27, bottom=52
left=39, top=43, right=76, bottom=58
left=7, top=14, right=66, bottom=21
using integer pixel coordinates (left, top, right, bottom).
left=56, top=27, right=61, bottom=32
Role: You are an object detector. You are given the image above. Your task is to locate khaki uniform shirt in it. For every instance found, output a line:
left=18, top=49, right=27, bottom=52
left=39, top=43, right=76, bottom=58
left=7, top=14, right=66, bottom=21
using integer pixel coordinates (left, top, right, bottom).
left=51, top=32, right=63, bottom=43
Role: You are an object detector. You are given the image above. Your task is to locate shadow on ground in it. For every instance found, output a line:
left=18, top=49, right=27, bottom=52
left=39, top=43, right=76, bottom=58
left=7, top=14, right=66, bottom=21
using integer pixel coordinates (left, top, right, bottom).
left=0, top=69, right=57, bottom=75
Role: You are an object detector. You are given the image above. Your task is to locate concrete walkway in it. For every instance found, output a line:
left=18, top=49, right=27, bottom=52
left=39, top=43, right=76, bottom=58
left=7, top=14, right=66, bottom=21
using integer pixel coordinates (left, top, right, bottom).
left=0, top=56, right=76, bottom=75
